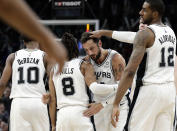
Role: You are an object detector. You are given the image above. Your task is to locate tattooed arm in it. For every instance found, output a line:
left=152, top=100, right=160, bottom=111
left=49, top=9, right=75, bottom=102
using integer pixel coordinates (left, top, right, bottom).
left=112, top=54, right=126, bottom=81
left=111, top=28, right=154, bottom=127
left=113, top=28, right=154, bottom=106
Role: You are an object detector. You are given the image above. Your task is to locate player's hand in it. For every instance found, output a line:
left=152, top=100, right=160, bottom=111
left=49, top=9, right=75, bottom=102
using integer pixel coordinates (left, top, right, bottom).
left=83, top=103, right=104, bottom=117
left=90, top=30, right=103, bottom=38
left=52, top=126, right=56, bottom=131
left=42, top=92, right=51, bottom=104
left=139, top=23, right=147, bottom=30
left=111, top=105, right=120, bottom=128
left=139, top=18, right=147, bottom=30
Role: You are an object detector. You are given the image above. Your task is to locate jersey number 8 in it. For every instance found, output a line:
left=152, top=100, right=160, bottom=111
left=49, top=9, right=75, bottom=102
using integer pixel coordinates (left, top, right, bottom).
left=62, top=77, right=75, bottom=96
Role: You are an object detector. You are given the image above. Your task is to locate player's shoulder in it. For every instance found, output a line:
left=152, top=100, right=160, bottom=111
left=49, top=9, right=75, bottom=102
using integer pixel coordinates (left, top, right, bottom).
left=80, top=59, right=93, bottom=75
left=136, top=27, right=155, bottom=45
left=139, top=26, right=154, bottom=36
left=8, top=53, right=15, bottom=59
left=110, top=49, right=124, bottom=61
left=112, top=53, right=125, bottom=65
left=6, top=53, right=15, bottom=64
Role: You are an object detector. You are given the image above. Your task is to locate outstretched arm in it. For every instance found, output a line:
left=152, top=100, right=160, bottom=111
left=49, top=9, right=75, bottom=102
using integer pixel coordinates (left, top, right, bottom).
left=89, top=22, right=147, bottom=44
left=0, top=53, right=14, bottom=97
left=90, top=30, right=136, bottom=44
left=0, top=0, right=66, bottom=72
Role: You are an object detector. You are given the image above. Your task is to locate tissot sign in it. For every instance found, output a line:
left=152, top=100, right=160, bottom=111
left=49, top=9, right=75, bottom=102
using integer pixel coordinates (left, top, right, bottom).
left=53, top=0, right=83, bottom=8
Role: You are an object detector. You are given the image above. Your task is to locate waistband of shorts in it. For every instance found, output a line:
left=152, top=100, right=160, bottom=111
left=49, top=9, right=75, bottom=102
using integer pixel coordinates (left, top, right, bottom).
left=57, top=104, right=88, bottom=110
left=12, top=97, right=41, bottom=100
left=143, top=81, right=174, bottom=86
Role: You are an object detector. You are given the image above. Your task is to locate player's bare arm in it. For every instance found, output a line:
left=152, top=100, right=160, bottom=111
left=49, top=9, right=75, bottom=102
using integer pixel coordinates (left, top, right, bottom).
left=43, top=53, right=55, bottom=77
left=80, top=61, right=96, bottom=86
left=0, top=0, right=66, bottom=72
left=48, top=70, right=56, bottom=130
left=0, top=53, right=14, bottom=97
left=174, top=56, right=177, bottom=94
left=112, top=54, right=126, bottom=81
left=41, top=53, right=54, bottom=104
left=90, top=20, right=147, bottom=44
left=81, top=60, right=118, bottom=95
left=111, top=28, right=154, bottom=127
left=82, top=61, right=120, bottom=117
left=96, top=54, right=126, bottom=112
left=81, top=61, right=104, bottom=117
left=90, top=30, right=136, bottom=44
left=90, top=30, right=113, bottom=38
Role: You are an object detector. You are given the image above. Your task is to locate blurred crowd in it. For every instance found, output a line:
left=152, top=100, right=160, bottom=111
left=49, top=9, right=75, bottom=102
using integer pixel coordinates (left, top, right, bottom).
left=0, top=86, right=11, bottom=131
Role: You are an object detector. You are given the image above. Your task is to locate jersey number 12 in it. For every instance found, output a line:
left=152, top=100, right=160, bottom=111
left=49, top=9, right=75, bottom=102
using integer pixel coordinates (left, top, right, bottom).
left=159, top=47, right=174, bottom=67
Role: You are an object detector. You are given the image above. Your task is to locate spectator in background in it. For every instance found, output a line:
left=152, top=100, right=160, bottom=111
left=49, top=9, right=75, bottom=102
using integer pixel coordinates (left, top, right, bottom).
left=1, top=87, right=11, bottom=114
left=0, top=101, right=9, bottom=124
left=0, top=119, right=8, bottom=131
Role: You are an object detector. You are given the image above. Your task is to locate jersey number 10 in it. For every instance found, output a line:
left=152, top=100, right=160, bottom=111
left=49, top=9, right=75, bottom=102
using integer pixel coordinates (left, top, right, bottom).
left=18, top=67, right=39, bottom=84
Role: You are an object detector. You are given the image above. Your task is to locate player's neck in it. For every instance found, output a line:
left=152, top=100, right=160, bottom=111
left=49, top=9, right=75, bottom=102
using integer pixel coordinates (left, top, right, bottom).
left=150, top=19, right=163, bottom=26
left=95, top=49, right=108, bottom=64
left=26, top=45, right=38, bottom=49
left=25, top=47, right=38, bottom=51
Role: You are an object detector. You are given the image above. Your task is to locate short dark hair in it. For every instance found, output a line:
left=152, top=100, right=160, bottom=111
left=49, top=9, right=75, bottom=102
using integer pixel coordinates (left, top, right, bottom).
left=61, top=32, right=79, bottom=60
left=145, top=0, right=165, bottom=16
left=80, top=32, right=99, bottom=45
left=20, top=35, right=32, bottom=43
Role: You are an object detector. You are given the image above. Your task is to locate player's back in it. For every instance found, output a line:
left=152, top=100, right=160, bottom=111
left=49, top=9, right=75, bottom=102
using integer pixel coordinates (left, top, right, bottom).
left=10, top=49, right=46, bottom=98
left=53, top=58, right=90, bottom=110
left=139, top=24, right=176, bottom=85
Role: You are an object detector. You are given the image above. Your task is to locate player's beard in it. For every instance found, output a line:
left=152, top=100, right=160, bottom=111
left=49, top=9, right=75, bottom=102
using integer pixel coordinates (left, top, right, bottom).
left=141, top=16, right=153, bottom=25
left=91, top=48, right=101, bottom=62
left=95, top=49, right=101, bottom=61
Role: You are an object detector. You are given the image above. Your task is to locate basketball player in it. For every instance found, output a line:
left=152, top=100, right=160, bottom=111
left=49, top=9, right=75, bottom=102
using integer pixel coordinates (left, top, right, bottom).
left=49, top=33, right=123, bottom=131
left=111, top=0, right=176, bottom=131
left=0, top=0, right=66, bottom=72
left=80, top=32, right=129, bottom=131
left=0, top=36, right=53, bottom=131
